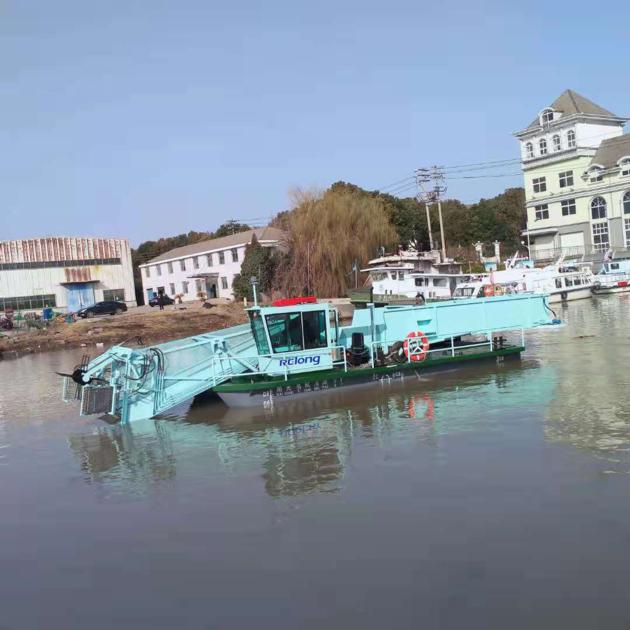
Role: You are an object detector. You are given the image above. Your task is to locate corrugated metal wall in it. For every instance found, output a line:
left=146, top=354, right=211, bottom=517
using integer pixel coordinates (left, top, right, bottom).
left=0, top=237, right=122, bottom=263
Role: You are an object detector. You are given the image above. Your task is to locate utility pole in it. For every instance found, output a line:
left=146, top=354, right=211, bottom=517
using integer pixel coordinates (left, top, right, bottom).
left=415, top=170, right=434, bottom=251
left=431, top=165, right=448, bottom=262
left=416, top=166, right=448, bottom=262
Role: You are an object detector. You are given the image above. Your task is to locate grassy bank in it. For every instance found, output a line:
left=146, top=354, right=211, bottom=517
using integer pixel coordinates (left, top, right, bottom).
left=0, top=303, right=248, bottom=358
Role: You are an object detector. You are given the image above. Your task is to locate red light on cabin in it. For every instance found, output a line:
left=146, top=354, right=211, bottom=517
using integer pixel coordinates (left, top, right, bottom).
left=271, top=296, right=317, bottom=307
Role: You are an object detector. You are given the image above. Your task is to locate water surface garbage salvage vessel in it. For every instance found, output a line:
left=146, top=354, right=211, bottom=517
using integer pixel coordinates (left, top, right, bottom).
left=61, top=294, right=557, bottom=422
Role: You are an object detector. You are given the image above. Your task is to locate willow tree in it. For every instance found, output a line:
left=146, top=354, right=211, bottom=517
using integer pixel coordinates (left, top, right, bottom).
left=276, top=187, right=398, bottom=297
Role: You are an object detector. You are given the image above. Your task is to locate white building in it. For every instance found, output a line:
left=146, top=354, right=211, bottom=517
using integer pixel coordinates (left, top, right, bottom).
left=139, top=227, right=285, bottom=303
left=0, top=237, right=136, bottom=313
left=515, top=89, right=630, bottom=261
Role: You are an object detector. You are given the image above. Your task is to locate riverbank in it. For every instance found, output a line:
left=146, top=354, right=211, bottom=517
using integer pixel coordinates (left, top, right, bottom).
left=0, top=302, right=248, bottom=358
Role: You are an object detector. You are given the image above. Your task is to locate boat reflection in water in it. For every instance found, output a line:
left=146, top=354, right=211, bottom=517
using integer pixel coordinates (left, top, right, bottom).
left=68, top=360, right=557, bottom=497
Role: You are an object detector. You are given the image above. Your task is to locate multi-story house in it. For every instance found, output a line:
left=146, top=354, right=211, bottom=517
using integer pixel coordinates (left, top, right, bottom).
left=139, top=227, right=285, bottom=303
left=515, top=90, right=630, bottom=261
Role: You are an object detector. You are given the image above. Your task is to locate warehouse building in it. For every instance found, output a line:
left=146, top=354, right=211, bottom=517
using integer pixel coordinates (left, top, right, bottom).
left=0, top=237, right=136, bottom=313
left=139, top=227, right=285, bottom=302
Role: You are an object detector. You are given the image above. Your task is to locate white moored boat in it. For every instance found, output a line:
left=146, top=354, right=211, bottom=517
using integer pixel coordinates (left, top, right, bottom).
left=361, top=247, right=470, bottom=302
left=453, top=255, right=594, bottom=304
left=592, top=258, right=630, bottom=295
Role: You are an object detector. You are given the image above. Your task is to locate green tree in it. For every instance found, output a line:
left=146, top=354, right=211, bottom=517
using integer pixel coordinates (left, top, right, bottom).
left=213, top=220, right=251, bottom=238
left=232, top=234, right=278, bottom=301
left=275, top=186, right=398, bottom=297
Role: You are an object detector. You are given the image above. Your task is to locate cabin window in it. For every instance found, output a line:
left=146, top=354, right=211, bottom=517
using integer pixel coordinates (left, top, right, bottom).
left=555, top=279, right=561, bottom=289
left=611, top=263, right=620, bottom=270
left=390, top=272, right=396, bottom=280
left=265, top=310, right=327, bottom=353
left=414, top=278, right=424, bottom=286
left=303, top=310, right=328, bottom=349
left=249, top=310, right=270, bottom=355
left=433, top=278, right=446, bottom=287
left=565, top=277, right=573, bottom=287
left=398, top=271, right=404, bottom=280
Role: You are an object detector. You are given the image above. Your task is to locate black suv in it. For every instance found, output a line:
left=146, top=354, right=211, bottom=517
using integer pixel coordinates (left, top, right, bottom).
left=148, top=294, right=175, bottom=307
left=77, top=301, right=128, bottom=318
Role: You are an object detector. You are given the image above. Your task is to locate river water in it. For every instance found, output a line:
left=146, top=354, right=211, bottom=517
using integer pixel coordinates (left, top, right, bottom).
left=2, top=297, right=630, bottom=629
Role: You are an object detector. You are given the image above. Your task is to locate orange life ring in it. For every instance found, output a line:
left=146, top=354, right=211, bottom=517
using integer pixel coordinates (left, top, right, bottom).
left=404, top=330, right=430, bottom=362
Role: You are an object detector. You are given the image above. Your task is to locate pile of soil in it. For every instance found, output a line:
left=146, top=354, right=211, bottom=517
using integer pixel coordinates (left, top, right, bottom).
left=0, top=303, right=248, bottom=357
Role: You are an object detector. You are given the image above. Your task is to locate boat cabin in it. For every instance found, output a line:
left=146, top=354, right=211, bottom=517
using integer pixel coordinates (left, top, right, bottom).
left=248, top=300, right=341, bottom=375
left=600, top=258, right=630, bottom=275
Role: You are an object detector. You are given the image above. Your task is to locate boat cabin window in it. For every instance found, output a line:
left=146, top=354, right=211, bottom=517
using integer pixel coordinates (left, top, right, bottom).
left=555, top=279, right=562, bottom=289
left=264, top=310, right=328, bottom=353
left=610, top=263, right=619, bottom=270
left=248, top=310, right=271, bottom=355
left=453, top=286, right=476, bottom=298
left=390, top=272, right=397, bottom=280
left=415, top=277, right=424, bottom=286
left=565, top=277, right=573, bottom=287
left=433, top=278, right=446, bottom=287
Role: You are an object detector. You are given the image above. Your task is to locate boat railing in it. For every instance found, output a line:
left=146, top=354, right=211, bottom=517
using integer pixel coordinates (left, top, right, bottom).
left=368, top=328, right=526, bottom=368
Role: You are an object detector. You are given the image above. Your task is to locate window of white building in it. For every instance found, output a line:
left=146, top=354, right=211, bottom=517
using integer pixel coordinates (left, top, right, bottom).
left=541, top=109, right=554, bottom=124
left=624, top=191, right=630, bottom=214
left=567, top=130, right=576, bottom=148
left=589, top=168, right=604, bottom=183
left=559, top=171, right=574, bottom=188
left=539, top=138, right=548, bottom=155
left=221, top=277, right=228, bottom=289
left=625, top=218, right=630, bottom=247
left=219, top=251, right=225, bottom=264
left=145, top=267, right=150, bottom=278
left=552, top=135, right=561, bottom=152
left=592, top=221, right=609, bottom=251
left=167, top=261, right=173, bottom=273
left=103, top=289, right=125, bottom=301
left=231, top=248, right=239, bottom=262
left=621, top=159, right=630, bottom=176
left=535, top=204, right=549, bottom=221
left=180, top=259, right=186, bottom=271
left=156, top=264, right=161, bottom=276
left=591, top=196, right=607, bottom=219
left=207, top=254, right=213, bottom=266
left=525, top=142, right=534, bottom=159
left=169, top=283, right=175, bottom=294
left=532, top=177, right=547, bottom=193
left=561, top=199, right=576, bottom=216
left=193, top=257, right=199, bottom=270
left=182, top=281, right=189, bottom=294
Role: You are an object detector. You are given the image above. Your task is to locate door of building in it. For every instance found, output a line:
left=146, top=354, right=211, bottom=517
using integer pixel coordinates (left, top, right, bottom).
left=560, top=232, right=585, bottom=257
left=66, top=283, right=95, bottom=311
left=206, top=279, right=217, bottom=298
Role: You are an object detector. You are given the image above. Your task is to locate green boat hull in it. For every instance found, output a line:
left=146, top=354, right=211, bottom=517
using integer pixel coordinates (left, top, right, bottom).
left=213, top=344, right=524, bottom=408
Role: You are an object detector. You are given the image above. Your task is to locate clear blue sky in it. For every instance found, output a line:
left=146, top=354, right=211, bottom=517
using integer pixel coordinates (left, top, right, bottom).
left=2, top=0, right=629, bottom=245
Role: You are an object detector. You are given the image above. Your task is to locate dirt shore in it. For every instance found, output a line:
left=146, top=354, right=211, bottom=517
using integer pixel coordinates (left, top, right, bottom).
left=0, top=303, right=248, bottom=358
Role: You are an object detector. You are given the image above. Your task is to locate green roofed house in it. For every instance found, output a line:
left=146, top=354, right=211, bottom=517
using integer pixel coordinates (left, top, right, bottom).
left=515, top=90, right=630, bottom=262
